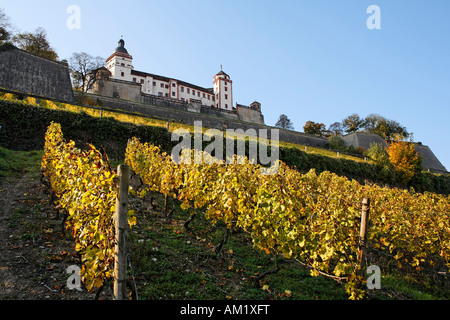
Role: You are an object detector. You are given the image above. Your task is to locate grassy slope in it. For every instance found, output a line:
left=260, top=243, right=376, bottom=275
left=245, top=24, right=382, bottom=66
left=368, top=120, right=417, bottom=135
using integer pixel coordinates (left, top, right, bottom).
left=0, top=147, right=43, bottom=178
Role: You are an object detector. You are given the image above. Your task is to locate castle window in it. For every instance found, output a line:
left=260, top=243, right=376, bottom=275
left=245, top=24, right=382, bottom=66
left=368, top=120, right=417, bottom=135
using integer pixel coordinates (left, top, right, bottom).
left=207, top=95, right=210, bottom=100
left=121, top=72, right=124, bottom=77
left=153, top=82, right=156, bottom=86
left=132, top=78, right=136, bottom=82
left=158, top=92, right=163, bottom=96
left=121, top=63, right=125, bottom=66
left=140, top=79, right=144, bottom=84
left=198, top=92, right=200, bottom=97
left=187, top=88, right=190, bottom=94
left=203, top=93, right=206, bottom=98
left=225, top=104, right=228, bottom=108
left=172, top=92, right=175, bottom=97
left=165, top=84, right=169, bottom=89
left=225, top=94, right=228, bottom=100
left=225, top=87, right=228, bottom=91
left=192, top=90, right=195, bottom=95
left=165, top=93, right=168, bottom=97
left=160, top=83, right=164, bottom=88
left=181, top=87, right=184, bottom=92
left=172, top=83, right=176, bottom=87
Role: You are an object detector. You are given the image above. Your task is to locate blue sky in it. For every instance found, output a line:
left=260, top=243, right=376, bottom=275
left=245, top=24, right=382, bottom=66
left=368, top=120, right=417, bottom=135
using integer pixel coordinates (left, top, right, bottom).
left=1, top=0, right=449, bottom=171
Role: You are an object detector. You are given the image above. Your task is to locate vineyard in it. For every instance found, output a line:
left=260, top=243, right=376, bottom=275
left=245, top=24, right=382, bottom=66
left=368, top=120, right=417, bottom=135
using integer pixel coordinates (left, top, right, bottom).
left=37, top=121, right=450, bottom=300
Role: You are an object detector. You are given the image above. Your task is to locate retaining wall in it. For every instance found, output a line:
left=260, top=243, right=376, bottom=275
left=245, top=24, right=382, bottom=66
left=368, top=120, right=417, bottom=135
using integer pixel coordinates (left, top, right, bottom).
left=0, top=45, right=74, bottom=102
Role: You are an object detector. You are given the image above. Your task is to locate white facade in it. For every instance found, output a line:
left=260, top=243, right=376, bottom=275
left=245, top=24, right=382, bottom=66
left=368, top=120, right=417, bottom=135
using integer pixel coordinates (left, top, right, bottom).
left=213, top=71, right=233, bottom=111
left=105, top=39, right=134, bottom=81
left=105, top=39, right=232, bottom=110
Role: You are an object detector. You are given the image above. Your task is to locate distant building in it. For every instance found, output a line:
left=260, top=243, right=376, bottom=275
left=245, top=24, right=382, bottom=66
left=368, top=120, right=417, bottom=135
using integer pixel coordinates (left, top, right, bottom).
left=104, top=39, right=233, bottom=111
left=87, top=38, right=264, bottom=125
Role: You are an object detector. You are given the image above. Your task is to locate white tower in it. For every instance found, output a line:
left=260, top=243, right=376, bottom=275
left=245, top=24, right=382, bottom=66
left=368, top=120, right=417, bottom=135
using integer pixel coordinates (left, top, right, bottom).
left=213, top=68, right=233, bottom=110
left=106, top=39, right=134, bottom=82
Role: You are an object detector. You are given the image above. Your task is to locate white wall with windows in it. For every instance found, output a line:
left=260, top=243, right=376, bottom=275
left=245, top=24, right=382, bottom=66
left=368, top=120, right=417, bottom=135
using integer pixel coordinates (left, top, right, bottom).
left=106, top=40, right=228, bottom=109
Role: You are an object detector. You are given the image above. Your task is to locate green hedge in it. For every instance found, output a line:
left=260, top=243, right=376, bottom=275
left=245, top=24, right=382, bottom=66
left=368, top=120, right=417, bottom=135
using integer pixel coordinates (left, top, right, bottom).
left=1, top=99, right=448, bottom=195
left=0, top=100, right=172, bottom=160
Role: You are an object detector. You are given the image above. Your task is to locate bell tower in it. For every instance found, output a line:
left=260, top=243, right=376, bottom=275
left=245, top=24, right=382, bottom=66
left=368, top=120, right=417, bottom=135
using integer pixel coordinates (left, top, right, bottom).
left=106, top=38, right=134, bottom=82
left=213, top=67, right=233, bottom=110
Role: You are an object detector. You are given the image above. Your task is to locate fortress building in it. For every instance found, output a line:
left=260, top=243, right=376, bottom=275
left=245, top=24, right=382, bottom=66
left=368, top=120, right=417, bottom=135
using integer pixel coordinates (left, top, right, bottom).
left=105, top=39, right=232, bottom=110
left=88, top=39, right=264, bottom=124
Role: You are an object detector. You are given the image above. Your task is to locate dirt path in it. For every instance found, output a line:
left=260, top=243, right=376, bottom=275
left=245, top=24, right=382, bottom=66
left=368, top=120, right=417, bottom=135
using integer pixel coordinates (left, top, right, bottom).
left=0, top=173, right=101, bottom=300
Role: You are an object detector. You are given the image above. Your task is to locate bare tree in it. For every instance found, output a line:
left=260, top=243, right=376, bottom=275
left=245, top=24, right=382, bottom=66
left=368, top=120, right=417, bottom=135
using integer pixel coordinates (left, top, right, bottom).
left=68, top=52, right=105, bottom=92
left=0, top=8, right=13, bottom=43
left=328, top=122, right=343, bottom=137
left=275, top=114, right=294, bottom=130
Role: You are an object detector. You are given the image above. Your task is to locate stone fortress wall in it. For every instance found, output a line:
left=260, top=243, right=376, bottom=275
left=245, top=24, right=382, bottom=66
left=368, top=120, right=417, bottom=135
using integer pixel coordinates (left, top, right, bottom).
left=341, top=132, right=447, bottom=173
left=0, top=44, right=74, bottom=102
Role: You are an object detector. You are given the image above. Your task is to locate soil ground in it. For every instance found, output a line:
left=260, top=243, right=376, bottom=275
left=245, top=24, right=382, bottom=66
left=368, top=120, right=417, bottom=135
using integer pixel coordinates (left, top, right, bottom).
left=0, top=173, right=102, bottom=300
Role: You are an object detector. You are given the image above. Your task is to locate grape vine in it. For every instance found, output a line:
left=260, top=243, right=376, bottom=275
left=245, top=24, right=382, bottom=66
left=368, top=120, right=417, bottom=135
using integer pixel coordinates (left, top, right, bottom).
left=41, top=122, right=136, bottom=291
left=125, top=137, right=449, bottom=299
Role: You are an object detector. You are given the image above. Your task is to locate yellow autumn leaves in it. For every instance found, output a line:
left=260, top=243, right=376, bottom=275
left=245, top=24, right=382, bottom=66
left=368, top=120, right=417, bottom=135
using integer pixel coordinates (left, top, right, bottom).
left=386, top=134, right=422, bottom=183
left=41, top=122, right=136, bottom=291
left=125, top=137, right=449, bottom=300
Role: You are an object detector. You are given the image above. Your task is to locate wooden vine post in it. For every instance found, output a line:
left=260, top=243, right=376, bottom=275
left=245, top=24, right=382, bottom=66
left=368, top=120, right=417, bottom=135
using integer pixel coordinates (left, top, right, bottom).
left=357, top=198, right=370, bottom=283
left=114, top=164, right=130, bottom=300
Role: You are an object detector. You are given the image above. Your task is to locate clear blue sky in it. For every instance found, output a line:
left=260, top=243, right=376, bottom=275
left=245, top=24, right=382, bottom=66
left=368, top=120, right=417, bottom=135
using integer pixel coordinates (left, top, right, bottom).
left=1, top=0, right=449, bottom=171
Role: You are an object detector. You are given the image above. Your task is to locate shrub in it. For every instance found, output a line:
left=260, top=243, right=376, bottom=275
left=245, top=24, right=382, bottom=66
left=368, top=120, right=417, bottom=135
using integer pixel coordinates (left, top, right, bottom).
left=366, top=142, right=389, bottom=166
left=328, top=135, right=347, bottom=151
left=355, top=146, right=365, bottom=155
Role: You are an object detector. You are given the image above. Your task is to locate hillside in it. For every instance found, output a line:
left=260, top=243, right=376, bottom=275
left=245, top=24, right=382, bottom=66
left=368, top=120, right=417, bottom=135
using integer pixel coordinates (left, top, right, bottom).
left=1, top=148, right=448, bottom=301
left=1, top=91, right=449, bottom=195
left=1, top=93, right=449, bottom=301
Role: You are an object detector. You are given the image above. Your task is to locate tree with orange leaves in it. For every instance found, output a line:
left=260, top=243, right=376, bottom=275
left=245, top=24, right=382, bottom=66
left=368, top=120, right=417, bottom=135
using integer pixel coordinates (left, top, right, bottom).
left=386, top=134, right=422, bottom=184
